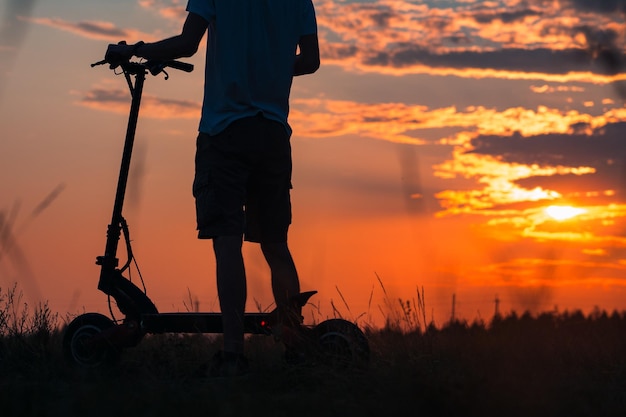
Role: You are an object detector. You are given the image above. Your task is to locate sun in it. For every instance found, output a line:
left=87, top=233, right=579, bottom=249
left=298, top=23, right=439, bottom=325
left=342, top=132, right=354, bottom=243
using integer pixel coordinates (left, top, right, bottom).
left=544, top=205, right=587, bottom=221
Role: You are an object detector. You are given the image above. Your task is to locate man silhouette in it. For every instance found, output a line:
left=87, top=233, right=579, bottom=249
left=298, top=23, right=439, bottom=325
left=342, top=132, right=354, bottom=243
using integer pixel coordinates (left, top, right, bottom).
left=106, top=0, right=319, bottom=376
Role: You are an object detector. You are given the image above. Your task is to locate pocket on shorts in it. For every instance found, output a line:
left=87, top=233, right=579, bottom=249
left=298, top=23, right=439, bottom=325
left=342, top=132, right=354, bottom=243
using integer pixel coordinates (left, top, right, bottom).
left=193, top=133, right=219, bottom=232
left=192, top=169, right=216, bottom=231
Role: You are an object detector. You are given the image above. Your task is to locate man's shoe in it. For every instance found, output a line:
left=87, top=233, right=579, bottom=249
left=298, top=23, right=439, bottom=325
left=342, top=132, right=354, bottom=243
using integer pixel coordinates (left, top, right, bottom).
left=284, top=345, right=310, bottom=365
left=209, top=350, right=249, bottom=377
left=281, top=325, right=316, bottom=365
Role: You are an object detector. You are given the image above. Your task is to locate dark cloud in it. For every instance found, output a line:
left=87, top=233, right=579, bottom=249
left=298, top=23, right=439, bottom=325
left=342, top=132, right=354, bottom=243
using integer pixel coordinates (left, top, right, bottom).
left=322, top=43, right=359, bottom=61
left=572, top=25, right=626, bottom=96
left=497, top=2, right=626, bottom=65
left=74, top=21, right=128, bottom=38
left=320, top=1, right=626, bottom=80
left=365, top=44, right=615, bottom=76
left=369, top=10, right=395, bottom=27
left=82, top=88, right=129, bottom=104
left=473, top=9, right=542, bottom=24
left=469, top=122, right=626, bottom=200
left=524, top=0, right=626, bottom=14
left=566, top=0, right=626, bottom=14
left=469, top=122, right=626, bottom=167
left=80, top=88, right=200, bottom=118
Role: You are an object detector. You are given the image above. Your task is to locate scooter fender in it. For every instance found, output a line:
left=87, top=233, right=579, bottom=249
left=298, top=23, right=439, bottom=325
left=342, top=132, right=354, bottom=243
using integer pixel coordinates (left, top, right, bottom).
left=85, top=320, right=144, bottom=350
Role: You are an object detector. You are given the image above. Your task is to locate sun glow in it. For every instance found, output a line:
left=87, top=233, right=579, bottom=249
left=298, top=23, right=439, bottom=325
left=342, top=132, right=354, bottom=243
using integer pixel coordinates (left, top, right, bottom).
left=544, top=205, right=587, bottom=221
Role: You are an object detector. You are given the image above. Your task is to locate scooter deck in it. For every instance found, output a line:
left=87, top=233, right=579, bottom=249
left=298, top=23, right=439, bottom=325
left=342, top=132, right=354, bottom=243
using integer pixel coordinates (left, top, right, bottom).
left=141, top=312, right=272, bottom=335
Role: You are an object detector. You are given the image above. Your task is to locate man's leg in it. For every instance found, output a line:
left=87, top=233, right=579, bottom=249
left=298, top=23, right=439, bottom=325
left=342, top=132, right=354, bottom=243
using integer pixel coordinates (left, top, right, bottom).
left=213, top=235, right=247, bottom=355
left=260, top=241, right=301, bottom=322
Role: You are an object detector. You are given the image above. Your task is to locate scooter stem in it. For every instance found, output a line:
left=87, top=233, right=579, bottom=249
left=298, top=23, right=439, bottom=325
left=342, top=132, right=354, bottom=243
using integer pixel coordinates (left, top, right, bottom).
left=97, top=67, right=147, bottom=295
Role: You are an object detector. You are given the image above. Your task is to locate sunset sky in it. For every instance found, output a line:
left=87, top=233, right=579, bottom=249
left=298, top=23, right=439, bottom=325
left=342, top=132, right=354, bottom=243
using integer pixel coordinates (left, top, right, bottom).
left=2, top=0, right=626, bottom=327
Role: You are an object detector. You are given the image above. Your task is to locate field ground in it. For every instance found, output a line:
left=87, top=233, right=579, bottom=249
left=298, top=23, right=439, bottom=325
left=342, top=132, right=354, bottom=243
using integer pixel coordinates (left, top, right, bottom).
left=2, top=302, right=626, bottom=417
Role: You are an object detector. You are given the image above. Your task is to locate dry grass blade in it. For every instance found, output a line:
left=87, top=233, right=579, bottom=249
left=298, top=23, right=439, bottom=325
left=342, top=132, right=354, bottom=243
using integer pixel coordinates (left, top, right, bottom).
left=0, top=202, right=21, bottom=263
left=27, top=183, right=65, bottom=225
left=335, top=285, right=352, bottom=316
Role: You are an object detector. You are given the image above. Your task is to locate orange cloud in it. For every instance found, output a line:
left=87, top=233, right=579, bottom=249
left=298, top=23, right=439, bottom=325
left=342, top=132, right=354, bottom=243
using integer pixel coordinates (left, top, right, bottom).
left=26, top=17, right=153, bottom=42
left=79, top=87, right=199, bottom=119
left=314, top=0, right=626, bottom=82
left=138, top=0, right=187, bottom=21
left=530, top=84, right=586, bottom=93
left=291, top=98, right=626, bottom=143
left=476, top=256, right=626, bottom=287
left=289, top=97, right=626, bottom=235
left=29, top=1, right=626, bottom=84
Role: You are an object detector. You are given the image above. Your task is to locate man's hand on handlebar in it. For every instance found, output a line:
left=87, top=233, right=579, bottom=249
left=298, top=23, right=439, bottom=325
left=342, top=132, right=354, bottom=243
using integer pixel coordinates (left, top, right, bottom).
left=93, top=43, right=194, bottom=76
left=105, top=41, right=144, bottom=68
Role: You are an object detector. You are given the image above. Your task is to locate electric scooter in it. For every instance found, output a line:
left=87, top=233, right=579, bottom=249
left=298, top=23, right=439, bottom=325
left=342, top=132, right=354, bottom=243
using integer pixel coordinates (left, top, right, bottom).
left=62, top=55, right=369, bottom=369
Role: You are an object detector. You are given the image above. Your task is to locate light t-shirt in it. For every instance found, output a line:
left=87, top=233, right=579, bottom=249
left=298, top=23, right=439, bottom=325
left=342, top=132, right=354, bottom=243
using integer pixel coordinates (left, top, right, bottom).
left=186, top=0, right=318, bottom=136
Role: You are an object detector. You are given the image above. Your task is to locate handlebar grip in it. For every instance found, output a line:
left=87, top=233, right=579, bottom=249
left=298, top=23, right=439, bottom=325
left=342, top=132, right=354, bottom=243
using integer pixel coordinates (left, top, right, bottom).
left=91, top=59, right=108, bottom=67
left=165, top=60, right=194, bottom=73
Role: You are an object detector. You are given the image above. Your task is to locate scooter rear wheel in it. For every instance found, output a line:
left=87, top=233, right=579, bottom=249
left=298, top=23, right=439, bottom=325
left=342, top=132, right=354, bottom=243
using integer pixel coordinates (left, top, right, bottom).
left=63, top=313, right=119, bottom=368
left=314, top=319, right=369, bottom=368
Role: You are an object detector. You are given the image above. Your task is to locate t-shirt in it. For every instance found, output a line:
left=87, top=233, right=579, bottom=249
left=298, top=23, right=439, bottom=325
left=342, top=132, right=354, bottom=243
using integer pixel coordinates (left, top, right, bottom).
left=186, top=0, right=318, bottom=136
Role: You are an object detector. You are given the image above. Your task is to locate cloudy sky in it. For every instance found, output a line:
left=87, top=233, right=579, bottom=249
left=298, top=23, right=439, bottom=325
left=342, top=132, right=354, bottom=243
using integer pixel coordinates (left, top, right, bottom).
left=1, top=0, right=626, bottom=326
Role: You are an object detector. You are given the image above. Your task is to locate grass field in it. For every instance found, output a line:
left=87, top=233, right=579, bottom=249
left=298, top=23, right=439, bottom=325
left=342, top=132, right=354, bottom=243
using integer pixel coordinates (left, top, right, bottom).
left=1, top=283, right=626, bottom=417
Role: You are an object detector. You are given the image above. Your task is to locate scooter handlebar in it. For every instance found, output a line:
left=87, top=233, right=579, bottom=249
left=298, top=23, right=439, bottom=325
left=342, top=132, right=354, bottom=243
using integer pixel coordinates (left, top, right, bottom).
left=91, top=59, right=108, bottom=67
left=144, top=60, right=194, bottom=76
left=91, top=58, right=194, bottom=75
left=161, top=60, right=194, bottom=73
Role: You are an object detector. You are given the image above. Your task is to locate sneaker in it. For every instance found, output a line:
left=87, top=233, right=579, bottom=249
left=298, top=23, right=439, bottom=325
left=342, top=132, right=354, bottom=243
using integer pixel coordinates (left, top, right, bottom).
left=281, top=325, right=315, bottom=365
left=209, top=350, right=249, bottom=377
left=284, top=345, right=309, bottom=366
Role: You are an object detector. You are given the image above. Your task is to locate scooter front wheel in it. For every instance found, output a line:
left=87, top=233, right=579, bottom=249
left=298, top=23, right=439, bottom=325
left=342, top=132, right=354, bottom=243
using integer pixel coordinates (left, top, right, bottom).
left=63, top=313, right=119, bottom=368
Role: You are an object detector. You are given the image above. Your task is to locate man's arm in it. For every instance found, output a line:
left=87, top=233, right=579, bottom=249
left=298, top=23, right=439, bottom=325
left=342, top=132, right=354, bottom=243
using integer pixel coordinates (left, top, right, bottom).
left=136, top=12, right=208, bottom=60
left=106, top=12, right=208, bottom=63
left=294, top=34, right=320, bottom=76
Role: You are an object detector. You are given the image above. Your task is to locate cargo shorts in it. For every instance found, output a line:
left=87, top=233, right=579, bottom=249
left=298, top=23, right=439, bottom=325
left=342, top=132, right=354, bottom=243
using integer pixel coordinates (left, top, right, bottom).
left=192, top=114, right=292, bottom=243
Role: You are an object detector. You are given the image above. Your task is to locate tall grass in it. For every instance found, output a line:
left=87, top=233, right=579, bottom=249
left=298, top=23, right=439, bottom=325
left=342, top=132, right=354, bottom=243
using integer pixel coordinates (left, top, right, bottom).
left=1, top=281, right=626, bottom=416
left=0, top=284, right=58, bottom=337
left=0, top=284, right=61, bottom=381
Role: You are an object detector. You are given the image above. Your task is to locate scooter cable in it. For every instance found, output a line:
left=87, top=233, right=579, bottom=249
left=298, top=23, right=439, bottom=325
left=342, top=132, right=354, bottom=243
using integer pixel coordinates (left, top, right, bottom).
left=119, top=218, right=148, bottom=295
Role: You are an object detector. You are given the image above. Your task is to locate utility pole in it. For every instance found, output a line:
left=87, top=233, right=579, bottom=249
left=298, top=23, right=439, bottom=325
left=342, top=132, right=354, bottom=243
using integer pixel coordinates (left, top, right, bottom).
left=451, top=293, right=456, bottom=323
left=494, top=294, right=500, bottom=318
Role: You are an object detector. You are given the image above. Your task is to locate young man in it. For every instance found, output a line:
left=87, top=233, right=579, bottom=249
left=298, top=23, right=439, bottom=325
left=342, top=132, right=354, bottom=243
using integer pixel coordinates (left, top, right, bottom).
left=106, top=0, right=319, bottom=376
